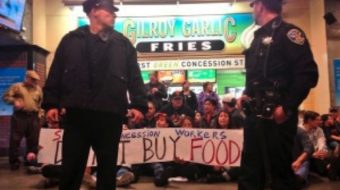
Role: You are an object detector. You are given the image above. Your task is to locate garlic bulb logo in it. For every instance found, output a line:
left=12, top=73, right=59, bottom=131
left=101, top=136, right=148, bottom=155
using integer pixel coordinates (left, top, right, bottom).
left=240, top=23, right=261, bottom=49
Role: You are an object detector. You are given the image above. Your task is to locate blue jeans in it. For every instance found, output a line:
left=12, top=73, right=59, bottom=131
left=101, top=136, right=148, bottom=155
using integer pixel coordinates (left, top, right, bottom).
left=295, top=161, right=310, bottom=182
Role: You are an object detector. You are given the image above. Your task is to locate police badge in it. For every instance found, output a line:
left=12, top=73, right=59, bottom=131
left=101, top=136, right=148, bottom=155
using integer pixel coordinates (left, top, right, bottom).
left=287, top=28, right=306, bottom=45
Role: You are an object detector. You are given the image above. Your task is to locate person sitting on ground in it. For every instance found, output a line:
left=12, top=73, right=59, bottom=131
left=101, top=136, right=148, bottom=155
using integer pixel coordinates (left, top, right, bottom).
left=200, top=110, right=241, bottom=183
left=160, top=91, right=194, bottom=127
left=321, top=114, right=340, bottom=157
left=222, top=94, right=245, bottom=129
left=301, top=111, right=340, bottom=180
left=132, top=100, right=157, bottom=129
left=292, top=127, right=314, bottom=189
left=162, top=116, right=205, bottom=183
left=179, top=116, right=196, bottom=128
left=131, top=112, right=174, bottom=187
left=194, top=111, right=203, bottom=128
left=199, top=98, right=218, bottom=129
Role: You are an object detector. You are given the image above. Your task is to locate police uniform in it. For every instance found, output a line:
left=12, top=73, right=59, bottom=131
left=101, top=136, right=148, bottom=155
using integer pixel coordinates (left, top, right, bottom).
left=42, top=0, right=147, bottom=189
left=238, top=4, right=319, bottom=190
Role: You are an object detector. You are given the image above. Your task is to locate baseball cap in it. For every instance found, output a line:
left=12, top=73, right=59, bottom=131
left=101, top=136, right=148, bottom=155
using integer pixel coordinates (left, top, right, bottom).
left=83, top=0, right=119, bottom=14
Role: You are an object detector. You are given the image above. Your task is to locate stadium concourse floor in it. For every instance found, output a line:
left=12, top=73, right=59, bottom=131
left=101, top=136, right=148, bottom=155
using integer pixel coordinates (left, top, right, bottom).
left=0, top=157, right=339, bottom=190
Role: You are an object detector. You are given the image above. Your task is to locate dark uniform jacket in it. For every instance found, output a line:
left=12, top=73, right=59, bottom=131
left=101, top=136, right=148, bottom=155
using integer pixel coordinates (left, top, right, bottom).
left=42, top=26, right=147, bottom=116
left=244, top=16, right=318, bottom=114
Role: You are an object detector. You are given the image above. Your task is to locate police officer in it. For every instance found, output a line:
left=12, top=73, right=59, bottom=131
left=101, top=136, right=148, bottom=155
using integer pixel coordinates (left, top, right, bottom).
left=42, top=0, right=147, bottom=189
left=238, top=0, right=318, bottom=190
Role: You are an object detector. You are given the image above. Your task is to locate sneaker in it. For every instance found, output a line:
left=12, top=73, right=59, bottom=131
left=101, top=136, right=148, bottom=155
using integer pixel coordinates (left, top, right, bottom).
left=116, top=171, right=135, bottom=187
left=295, top=175, right=306, bottom=190
left=197, top=177, right=208, bottom=183
left=34, top=178, right=59, bottom=188
left=26, top=166, right=42, bottom=175
left=154, top=167, right=173, bottom=187
left=222, top=171, right=232, bottom=181
left=10, top=163, right=20, bottom=171
left=206, top=173, right=226, bottom=183
left=82, top=173, right=97, bottom=188
left=168, top=176, right=188, bottom=182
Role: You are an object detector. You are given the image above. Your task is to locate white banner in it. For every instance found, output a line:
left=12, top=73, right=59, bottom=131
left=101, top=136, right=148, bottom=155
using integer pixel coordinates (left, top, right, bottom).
left=38, top=128, right=243, bottom=167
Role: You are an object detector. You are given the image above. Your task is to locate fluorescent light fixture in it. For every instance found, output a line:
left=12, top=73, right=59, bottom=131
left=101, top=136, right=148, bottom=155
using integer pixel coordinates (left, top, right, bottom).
left=63, top=0, right=241, bottom=6
left=72, top=2, right=236, bottom=17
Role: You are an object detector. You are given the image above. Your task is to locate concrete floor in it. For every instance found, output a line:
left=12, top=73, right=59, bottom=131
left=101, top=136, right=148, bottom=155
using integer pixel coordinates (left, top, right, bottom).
left=0, top=157, right=339, bottom=190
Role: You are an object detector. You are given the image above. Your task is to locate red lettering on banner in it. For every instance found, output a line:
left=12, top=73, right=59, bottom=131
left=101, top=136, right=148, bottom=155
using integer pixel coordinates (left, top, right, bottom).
left=216, top=140, right=228, bottom=165
left=202, top=140, right=215, bottom=164
left=190, top=137, right=203, bottom=161
left=53, top=129, right=62, bottom=142
left=229, top=140, right=241, bottom=165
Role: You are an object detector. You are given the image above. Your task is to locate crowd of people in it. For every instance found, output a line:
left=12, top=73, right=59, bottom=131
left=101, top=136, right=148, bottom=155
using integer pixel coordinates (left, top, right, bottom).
left=2, top=70, right=340, bottom=189
left=35, top=75, right=246, bottom=188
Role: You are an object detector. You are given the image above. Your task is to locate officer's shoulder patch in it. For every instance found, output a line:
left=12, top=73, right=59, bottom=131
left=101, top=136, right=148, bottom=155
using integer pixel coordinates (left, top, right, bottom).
left=287, top=28, right=305, bottom=45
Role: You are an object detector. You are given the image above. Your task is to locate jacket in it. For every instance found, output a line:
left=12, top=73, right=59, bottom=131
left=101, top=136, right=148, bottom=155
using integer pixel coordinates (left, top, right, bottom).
left=42, top=26, right=147, bottom=116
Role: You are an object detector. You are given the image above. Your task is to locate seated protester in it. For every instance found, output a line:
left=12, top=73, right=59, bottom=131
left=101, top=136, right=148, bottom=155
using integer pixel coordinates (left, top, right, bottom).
left=201, top=110, right=240, bottom=183
left=131, top=112, right=173, bottom=187
left=116, top=165, right=135, bottom=187
left=37, top=120, right=137, bottom=189
left=114, top=123, right=137, bottom=187
left=155, top=112, right=174, bottom=128
left=301, top=111, right=340, bottom=180
left=27, top=118, right=64, bottom=175
left=164, top=116, right=204, bottom=182
left=194, top=111, right=203, bottom=128
left=334, top=113, right=340, bottom=131
left=222, top=94, right=245, bottom=129
left=160, top=91, right=194, bottom=127
left=92, top=121, right=144, bottom=188
left=213, top=110, right=231, bottom=129
left=321, top=114, right=340, bottom=157
left=132, top=101, right=157, bottom=129
left=292, top=127, right=314, bottom=189
left=298, top=110, right=306, bottom=128
left=198, top=98, right=218, bottom=129
left=180, top=116, right=195, bottom=128
left=329, top=107, right=338, bottom=122
left=87, top=165, right=136, bottom=188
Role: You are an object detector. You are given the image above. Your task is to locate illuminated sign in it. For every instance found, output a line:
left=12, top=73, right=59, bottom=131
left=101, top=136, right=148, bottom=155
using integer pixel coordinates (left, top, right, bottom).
left=139, top=57, right=245, bottom=71
left=78, top=13, right=254, bottom=54
left=137, top=40, right=224, bottom=53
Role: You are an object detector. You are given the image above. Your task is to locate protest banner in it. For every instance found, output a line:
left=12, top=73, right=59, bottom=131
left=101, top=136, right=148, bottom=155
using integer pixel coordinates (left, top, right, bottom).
left=38, top=128, right=243, bottom=167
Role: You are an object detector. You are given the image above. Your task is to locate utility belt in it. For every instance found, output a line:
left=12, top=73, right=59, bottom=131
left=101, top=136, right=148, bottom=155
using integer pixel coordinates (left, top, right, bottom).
left=242, top=80, right=286, bottom=119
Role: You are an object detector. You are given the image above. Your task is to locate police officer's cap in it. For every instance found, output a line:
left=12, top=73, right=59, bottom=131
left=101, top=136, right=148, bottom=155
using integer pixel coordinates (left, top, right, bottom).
left=83, top=0, right=119, bottom=15
left=250, top=0, right=283, bottom=13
